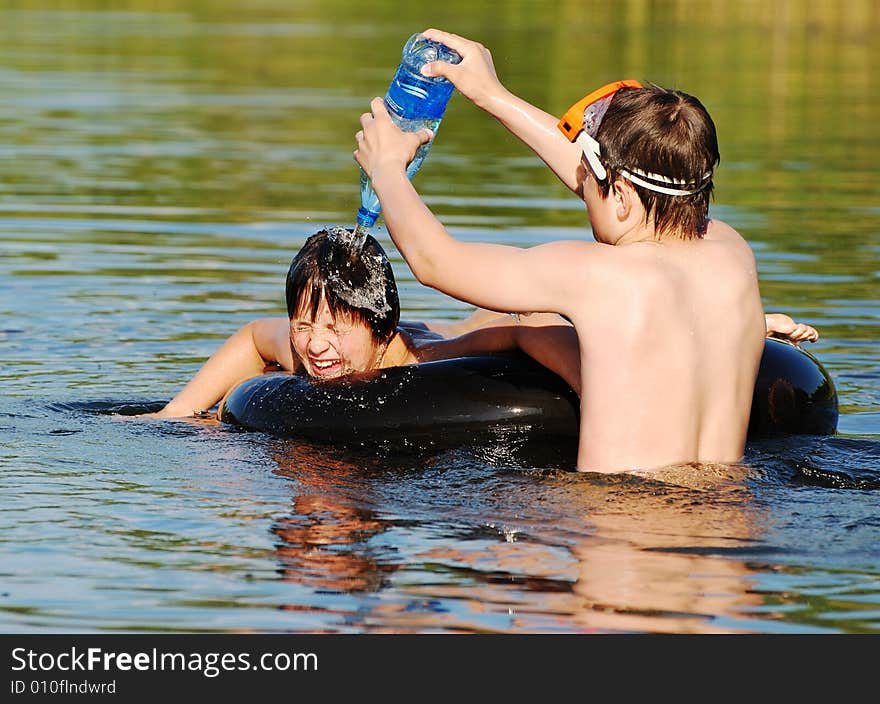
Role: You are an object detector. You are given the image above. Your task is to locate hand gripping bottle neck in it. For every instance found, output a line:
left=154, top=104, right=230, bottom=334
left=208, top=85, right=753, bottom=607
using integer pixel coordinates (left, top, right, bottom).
left=355, top=33, right=461, bottom=238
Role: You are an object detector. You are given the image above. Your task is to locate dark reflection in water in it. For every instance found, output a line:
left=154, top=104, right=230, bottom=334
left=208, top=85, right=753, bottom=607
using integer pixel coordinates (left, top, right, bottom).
left=271, top=446, right=398, bottom=598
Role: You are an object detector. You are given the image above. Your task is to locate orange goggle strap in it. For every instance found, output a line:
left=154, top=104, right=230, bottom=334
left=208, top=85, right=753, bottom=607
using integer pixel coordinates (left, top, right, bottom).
left=557, top=79, right=643, bottom=142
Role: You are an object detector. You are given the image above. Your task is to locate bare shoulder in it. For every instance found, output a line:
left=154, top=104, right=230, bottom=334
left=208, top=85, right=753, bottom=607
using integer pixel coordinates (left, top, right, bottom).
left=529, top=239, right=627, bottom=318
left=527, top=238, right=618, bottom=285
left=251, top=316, right=296, bottom=369
left=701, top=218, right=757, bottom=267
left=251, top=316, right=290, bottom=343
left=531, top=238, right=607, bottom=260
left=704, top=218, right=752, bottom=250
left=251, top=316, right=289, bottom=331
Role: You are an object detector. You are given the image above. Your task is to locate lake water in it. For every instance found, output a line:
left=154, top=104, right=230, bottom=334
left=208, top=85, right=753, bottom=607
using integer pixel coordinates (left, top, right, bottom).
left=1, top=1, right=878, bottom=634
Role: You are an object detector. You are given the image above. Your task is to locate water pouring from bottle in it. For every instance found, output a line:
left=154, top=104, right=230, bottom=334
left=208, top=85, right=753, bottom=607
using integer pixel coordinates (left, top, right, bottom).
left=350, top=33, right=461, bottom=256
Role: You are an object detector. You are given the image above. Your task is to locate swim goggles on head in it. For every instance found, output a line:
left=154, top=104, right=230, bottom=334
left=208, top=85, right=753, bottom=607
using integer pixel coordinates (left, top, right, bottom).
left=557, top=79, right=710, bottom=197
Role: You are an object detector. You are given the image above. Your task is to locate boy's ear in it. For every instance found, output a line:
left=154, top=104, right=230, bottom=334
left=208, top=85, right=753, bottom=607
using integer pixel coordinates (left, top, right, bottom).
left=612, top=178, right=635, bottom=221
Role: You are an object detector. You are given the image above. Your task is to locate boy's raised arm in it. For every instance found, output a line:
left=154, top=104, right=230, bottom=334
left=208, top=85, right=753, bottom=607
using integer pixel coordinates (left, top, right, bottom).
left=356, top=98, right=588, bottom=320
left=420, top=28, right=584, bottom=195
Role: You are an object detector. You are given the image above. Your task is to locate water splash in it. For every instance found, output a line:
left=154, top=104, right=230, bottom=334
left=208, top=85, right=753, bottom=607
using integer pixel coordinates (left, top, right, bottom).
left=321, top=226, right=391, bottom=316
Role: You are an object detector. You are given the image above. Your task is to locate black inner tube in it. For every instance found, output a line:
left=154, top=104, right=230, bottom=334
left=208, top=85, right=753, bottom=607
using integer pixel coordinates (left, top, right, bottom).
left=220, top=338, right=838, bottom=448
left=221, top=353, right=579, bottom=446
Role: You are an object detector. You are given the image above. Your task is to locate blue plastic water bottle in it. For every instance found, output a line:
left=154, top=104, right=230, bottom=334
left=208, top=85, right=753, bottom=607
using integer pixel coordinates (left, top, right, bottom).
left=355, top=33, right=461, bottom=237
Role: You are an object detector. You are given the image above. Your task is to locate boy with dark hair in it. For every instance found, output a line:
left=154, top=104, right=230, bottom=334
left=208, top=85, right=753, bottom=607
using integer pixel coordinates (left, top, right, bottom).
left=354, top=29, right=805, bottom=474
left=285, top=226, right=401, bottom=345
left=150, top=228, right=407, bottom=418
left=146, top=227, right=560, bottom=419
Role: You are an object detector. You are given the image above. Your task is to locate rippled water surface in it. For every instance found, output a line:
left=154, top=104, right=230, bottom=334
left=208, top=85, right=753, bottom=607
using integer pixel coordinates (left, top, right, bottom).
left=1, top=1, right=878, bottom=633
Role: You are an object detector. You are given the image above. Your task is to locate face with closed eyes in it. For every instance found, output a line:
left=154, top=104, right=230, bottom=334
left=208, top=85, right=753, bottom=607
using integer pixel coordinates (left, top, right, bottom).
left=289, top=296, right=384, bottom=379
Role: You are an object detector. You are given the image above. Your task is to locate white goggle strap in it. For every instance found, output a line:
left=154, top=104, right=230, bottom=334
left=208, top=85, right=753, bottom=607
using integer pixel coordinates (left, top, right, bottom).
left=574, top=131, right=607, bottom=181
left=576, top=129, right=709, bottom=197
left=618, top=167, right=709, bottom=197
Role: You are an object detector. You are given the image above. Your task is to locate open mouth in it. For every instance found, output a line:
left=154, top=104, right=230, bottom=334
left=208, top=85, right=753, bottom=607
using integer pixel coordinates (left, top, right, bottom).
left=309, top=358, right=345, bottom=378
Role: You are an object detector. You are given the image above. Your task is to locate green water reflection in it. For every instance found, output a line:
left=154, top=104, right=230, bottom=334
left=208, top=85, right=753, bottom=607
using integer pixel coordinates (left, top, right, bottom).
left=1, top=1, right=877, bottom=312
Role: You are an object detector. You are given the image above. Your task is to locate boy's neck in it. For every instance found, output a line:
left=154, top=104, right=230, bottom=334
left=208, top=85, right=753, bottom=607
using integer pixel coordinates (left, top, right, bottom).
left=613, top=220, right=697, bottom=246
left=613, top=219, right=660, bottom=246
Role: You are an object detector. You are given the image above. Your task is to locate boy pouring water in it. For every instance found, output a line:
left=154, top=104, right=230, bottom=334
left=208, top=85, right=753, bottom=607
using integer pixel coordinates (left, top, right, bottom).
left=355, top=30, right=782, bottom=474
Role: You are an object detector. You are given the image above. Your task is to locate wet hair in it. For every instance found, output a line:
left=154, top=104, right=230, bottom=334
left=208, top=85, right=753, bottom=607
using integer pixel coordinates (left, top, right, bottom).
left=596, top=84, right=720, bottom=239
left=285, top=228, right=401, bottom=344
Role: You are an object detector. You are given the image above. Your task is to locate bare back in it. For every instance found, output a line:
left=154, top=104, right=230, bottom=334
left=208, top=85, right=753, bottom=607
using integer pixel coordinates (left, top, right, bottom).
left=567, top=220, right=766, bottom=473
